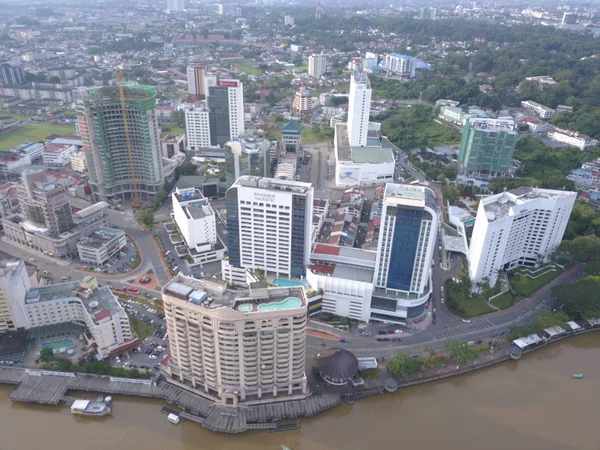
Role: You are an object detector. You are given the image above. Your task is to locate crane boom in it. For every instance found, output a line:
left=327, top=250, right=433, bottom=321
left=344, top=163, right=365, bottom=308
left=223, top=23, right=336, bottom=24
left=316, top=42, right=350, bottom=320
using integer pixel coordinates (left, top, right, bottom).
left=116, top=69, right=140, bottom=208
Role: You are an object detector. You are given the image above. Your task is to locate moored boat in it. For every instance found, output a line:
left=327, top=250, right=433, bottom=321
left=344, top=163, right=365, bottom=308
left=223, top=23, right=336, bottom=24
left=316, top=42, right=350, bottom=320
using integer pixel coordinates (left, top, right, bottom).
left=572, top=373, right=584, bottom=379
left=70, top=396, right=112, bottom=416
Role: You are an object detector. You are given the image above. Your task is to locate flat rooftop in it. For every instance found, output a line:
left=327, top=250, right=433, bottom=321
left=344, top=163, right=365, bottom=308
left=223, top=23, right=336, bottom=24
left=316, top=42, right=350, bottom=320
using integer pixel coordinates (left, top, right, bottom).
left=78, top=227, right=125, bottom=249
left=333, top=264, right=374, bottom=283
left=335, top=123, right=393, bottom=164
left=482, top=187, right=576, bottom=221
left=232, top=175, right=312, bottom=195
left=25, top=281, right=123, bottom=323
left=383, top=183, right=426, bottom=208
left=468, top=117, right=516, bottom=132
left=163, top=275, right=306, bottom=312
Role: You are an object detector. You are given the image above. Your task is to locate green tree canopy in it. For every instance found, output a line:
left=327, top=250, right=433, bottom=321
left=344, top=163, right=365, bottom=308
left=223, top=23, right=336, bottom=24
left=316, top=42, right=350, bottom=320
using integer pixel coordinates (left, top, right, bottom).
left=387, top=352, right=423, bottom=378
left=553, top=278, right=600, bottom=320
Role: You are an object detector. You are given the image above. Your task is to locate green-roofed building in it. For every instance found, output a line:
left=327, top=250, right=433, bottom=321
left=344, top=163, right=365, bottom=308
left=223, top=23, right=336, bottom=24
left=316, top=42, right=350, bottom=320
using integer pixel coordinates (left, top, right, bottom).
left=76, top=85, right=164, bottom=204
left=282, top=120, right=302, bottom=153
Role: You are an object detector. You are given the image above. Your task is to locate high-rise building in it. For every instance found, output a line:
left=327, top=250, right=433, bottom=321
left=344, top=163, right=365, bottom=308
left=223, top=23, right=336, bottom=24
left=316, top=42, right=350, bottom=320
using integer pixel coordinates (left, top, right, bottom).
left=363, top=52, right=379, bottom=70
left=0, top=61, right=26, bottom=86
left=347, top=71, right=372, bottom=147
left=1, top=171, right=110, bottom=259
left=18, top=170, right=74, bottom=235
left=226, top=176, right=314, bottom=278
left=167, top=0, right=185, bottom=11
left=0, top=260, right=30, bottom=332
left=224, top=138, right=270, bottom=188
left=292, top=88, right=312, bottom=115
left=383, top=54, right=416, bottom=78
left=186, top=66, right=216, bottom=99
left=468, top=187, right=576, bottom=286
left=163, top=43, right=174, bottom=58
left=284, top=15, right=295, bottom=26
left=161, top=276, right=309, bottom=406
left=208, top=80, right=244, bottom=146
left=420, top=7, right=437, bottom=19
left=76, top=85, right=164, bottom=203
left=458, top=117, right=518, bottom=178
left=308, top=53, right=327, bottom=78
left=371, top=184, right=438, bottom=321
left=561, top=12, right=576, bottom=25
left=184, top=104, right=211, bottom=149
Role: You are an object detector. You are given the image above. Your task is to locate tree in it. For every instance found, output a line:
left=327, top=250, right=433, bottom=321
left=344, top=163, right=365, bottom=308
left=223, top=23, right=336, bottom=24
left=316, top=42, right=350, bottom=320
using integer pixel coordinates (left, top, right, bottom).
left=135, top=209, right=155, bottom=229
left=444, top=340, right=476, bottom=365
left=553, top=278, right=600, bottom=320
left=170, top=109, right=185, bottom=128
left=39, top=347, right=54, bottom=363
left=558, top=235, right=600, bottom=262
left=442, top=186, right=460, bottom=204
left=176, top=161, right=198, bottom=177
left=387, top=352, right=423, bottom=378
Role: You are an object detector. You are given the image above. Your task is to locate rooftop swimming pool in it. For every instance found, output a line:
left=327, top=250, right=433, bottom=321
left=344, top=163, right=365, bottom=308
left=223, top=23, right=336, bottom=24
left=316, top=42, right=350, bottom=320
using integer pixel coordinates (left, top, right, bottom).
left=272, top=278, right=305, bottom=287
left=258, top=297, right=302, bottom=311
left=236, top=297, right=303, bottom=313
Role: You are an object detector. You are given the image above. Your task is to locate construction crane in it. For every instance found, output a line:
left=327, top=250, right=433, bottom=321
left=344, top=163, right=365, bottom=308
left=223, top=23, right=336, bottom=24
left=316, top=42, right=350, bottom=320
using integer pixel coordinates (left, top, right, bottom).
left=116, top=68, right=141, bottom=209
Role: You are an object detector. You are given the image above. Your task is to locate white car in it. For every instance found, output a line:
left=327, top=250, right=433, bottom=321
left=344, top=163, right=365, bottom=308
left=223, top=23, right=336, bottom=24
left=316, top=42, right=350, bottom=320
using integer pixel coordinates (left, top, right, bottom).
left=462, top=319, right=471, bottom=323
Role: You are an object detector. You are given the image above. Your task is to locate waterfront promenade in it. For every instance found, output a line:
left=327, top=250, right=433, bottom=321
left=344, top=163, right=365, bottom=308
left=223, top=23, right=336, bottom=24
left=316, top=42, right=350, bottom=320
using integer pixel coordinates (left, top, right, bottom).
left=0, top=367, right=339, bottom=434
left=1, top=323, right=599, bottom=434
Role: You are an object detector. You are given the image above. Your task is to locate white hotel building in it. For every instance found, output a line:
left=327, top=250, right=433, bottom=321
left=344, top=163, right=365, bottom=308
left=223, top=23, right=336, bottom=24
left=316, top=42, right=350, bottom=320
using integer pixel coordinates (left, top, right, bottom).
left=23, top=277, right=137, bottom=357
left=468, top=187, right=576, bottom=286
left=184, top=104, right=212, bottom=150
left=225, top=176, right=313, bottom=280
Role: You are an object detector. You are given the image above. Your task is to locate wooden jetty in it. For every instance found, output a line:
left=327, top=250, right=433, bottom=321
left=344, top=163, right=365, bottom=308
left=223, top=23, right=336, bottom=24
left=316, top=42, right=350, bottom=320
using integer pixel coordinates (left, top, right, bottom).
left=0, top=367, right=340, bottom=434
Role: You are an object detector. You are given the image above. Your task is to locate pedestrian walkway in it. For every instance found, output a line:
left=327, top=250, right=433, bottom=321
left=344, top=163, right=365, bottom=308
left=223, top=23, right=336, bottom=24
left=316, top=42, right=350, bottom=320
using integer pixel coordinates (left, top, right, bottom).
left=0, top=239, right=71, bottom=266
left=431, top=318, right=497, bottom=340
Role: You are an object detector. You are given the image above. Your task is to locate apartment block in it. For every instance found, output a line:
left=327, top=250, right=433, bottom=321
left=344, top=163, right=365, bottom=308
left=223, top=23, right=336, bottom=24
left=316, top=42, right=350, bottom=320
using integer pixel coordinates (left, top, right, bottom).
left=383, top=53, right=416, bottom=78
left=226, top=176, right=314, bottom=278
left=42, top=143, right=76, bottom=167
left=76, top=85, right=164, bottom=203
left=521, top=100, right=556, bottom=119
left=162, top=276, right=309, bottom=406
left=184, top=104, right=212, bottom=150
left=468, top=187, right=576, bottom=286
left=24, top=277, right=138, bottom=357
left=308, top=53, right=327, bottom=78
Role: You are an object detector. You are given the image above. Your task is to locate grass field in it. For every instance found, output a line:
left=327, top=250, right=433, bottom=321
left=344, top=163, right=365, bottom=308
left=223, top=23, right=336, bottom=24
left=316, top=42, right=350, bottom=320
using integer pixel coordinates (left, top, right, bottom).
left=509, top=266, right=563, bottom=297
left=301, top=126, right=334, bottom=144
left=130, top=316, right=154, bottom=340
left=236, top=65, right=263, bottom=76
left=490, top=291, right=515, bottom=310
left=0, top=125, right=76, bottom=150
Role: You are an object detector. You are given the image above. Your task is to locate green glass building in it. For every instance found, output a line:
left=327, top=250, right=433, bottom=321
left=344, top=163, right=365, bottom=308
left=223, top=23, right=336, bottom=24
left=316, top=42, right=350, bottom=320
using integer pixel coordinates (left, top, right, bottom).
left=458, top=117, right=518, bottom=177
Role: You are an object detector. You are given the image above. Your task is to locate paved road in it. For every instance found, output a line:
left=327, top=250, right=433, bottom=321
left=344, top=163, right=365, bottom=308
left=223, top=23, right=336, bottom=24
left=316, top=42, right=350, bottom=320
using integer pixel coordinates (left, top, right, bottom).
left=307, top=266, right=586, bottom=357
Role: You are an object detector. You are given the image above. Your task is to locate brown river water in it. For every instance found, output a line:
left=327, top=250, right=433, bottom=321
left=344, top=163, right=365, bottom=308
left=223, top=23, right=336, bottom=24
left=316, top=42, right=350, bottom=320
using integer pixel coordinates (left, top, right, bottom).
left=1, top=334, right=600, bottom=450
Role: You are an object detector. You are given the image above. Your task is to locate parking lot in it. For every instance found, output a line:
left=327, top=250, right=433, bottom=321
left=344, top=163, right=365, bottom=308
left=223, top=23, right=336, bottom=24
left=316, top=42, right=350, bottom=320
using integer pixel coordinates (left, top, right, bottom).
left=111, top=296, right=168, bottom=373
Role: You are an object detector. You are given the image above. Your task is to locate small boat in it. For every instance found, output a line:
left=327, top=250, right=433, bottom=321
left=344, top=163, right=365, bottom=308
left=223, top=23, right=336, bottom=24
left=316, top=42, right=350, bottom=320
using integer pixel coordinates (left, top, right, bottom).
left=281, top=446, right=292, bottom=450
left=71, top=396, right=112, bottom=416
left=572, top=373, right=584, bottom=379
left=167, top=413, right=180, bottom=424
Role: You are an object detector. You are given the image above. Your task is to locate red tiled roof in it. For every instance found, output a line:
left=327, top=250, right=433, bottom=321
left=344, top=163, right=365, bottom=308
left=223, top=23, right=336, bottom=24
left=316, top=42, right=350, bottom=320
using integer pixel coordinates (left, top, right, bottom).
left=94, top=310, right=111, bottom=322
left=314, top=244, right=340, bottom=255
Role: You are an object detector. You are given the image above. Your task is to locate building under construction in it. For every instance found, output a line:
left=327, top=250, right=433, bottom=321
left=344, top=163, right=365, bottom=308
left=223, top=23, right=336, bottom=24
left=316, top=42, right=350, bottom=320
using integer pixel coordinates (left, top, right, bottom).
left=76, top=84, right=164, bottom=204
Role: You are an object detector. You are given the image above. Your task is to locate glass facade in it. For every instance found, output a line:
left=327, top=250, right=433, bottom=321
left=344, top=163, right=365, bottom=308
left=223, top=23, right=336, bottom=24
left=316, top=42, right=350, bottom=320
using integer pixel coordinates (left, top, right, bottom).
left=290, top=194, right=306, bottom=277
left=208, top=87, right=231, bottom=146
left=386, top=208, right=423, bottom=291
left=458, top=123, right=518, bottom=175
left=225, top=188, right=240, bottom=267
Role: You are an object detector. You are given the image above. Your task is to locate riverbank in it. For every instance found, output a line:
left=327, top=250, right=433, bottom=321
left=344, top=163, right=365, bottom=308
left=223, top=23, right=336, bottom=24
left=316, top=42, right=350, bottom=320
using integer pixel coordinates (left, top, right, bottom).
left=1, top=323, right=598, bottom=434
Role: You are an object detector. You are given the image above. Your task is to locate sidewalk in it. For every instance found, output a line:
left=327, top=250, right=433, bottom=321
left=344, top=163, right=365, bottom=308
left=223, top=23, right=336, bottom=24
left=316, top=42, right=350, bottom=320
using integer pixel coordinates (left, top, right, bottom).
left=0, top=238, right=72, bottom=266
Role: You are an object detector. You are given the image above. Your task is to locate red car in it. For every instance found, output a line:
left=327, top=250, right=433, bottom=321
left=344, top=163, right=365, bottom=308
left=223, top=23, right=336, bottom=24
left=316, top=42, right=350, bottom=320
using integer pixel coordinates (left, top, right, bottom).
left=387, top=330, right=395, bottom=335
